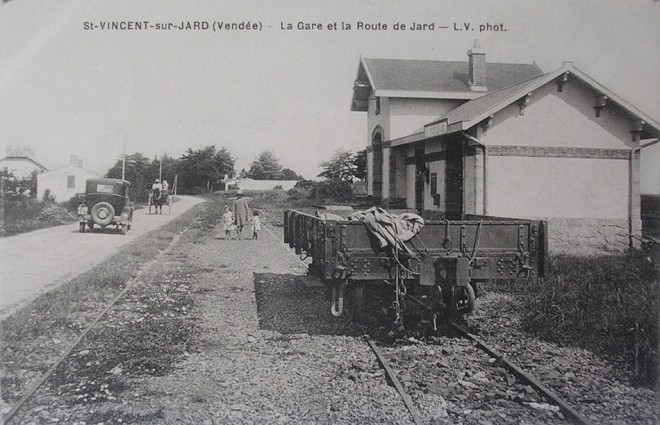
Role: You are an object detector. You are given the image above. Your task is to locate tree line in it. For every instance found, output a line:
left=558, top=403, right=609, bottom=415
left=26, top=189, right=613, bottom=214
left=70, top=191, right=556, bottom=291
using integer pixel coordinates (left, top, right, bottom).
left=106, top=146, right=366, bottom=201
left=2, top=145, right=367, bottom=204
left=105, top=147, right=304, bottom=200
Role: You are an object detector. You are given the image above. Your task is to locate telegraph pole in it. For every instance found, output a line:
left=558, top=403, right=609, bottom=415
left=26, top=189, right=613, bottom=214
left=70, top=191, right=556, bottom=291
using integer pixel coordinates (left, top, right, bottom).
left=122, top=144, right=126, bottom=180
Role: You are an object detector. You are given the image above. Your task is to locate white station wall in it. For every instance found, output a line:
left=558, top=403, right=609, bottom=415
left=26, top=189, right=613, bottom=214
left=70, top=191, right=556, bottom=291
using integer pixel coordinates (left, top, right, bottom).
left=487, top=156, right=629, bottom=219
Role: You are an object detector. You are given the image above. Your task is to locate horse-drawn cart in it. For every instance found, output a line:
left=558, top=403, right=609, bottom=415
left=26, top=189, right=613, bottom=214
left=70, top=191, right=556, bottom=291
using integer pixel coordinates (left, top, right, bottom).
left=148, top=188, right=171, bottom=214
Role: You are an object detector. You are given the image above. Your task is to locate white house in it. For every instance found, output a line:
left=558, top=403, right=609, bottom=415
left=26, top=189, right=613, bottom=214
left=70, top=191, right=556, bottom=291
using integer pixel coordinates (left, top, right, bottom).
left=0, top=146, right=48, bottom=179
left=37, top=155, right=99, bottom=202
left=351, top=41, right=659, bottom=255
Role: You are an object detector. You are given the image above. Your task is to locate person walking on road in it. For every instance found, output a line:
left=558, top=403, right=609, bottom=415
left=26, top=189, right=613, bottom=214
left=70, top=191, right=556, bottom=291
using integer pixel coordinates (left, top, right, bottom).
left=232, top=190, right=250, bottom=239
left=222, top=206, right=235, bottom=239
left=251, top=210, right=261, bottom=240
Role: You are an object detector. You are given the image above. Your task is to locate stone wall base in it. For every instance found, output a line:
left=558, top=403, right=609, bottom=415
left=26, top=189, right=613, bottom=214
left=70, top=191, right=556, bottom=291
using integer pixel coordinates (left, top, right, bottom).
left=546, top=217, right=630, bottom=256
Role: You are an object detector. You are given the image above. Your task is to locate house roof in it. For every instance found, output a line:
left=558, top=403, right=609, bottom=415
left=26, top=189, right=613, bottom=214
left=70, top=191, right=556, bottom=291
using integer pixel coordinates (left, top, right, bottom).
left=421, top=63, right=660, bottom=139
left=430, top=74, right=548, bottom=127
left=39, top=162, right=100, bottom=177
left=351, top=56, right=543, bottom=111
left=0, top=155, right=49, bottom=171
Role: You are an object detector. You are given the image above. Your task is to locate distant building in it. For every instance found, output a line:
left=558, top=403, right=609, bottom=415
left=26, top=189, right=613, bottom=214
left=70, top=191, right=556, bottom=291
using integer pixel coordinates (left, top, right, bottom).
left=37, top=155, right=99, bottom=202
left=0, top=146, right=48, bottom=179
left=351, top=40, right=660, bottom=254
left=236, top=178, right=298, bottom=191
left=220, top=174, right=298, bottom=191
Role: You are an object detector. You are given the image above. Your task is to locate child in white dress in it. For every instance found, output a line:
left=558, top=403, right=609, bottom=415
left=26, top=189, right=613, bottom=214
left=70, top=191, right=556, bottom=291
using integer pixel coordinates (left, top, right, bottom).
left=222, top=206, right=234, bottom=239
left=252, top=210, right=261, bottom=240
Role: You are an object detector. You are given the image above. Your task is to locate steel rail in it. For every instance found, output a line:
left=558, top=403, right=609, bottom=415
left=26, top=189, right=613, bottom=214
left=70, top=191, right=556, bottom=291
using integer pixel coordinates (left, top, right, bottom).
left=357, top=326, right=423, bottom=425
left=449, top=321, right=594, bottom=425
left=2, top=216, right=201, bottom=424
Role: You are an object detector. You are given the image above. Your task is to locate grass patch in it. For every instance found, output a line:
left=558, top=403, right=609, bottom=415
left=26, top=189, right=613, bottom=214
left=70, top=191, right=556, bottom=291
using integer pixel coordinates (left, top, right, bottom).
left=485, top=252, right=658, bottom=386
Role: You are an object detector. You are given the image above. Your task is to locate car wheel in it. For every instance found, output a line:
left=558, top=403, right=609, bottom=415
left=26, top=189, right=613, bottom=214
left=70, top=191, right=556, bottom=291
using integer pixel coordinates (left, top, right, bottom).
left=91, top=202, right=115, bottom=226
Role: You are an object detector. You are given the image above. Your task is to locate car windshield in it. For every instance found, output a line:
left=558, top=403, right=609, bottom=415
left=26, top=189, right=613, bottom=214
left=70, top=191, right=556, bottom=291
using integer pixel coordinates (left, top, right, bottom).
left=95, top=184, right=115, bottom=193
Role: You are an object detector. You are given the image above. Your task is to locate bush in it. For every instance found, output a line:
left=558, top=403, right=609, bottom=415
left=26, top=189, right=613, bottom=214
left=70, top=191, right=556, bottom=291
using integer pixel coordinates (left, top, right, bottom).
left=287, top=180, right=353, bottom=202
left=68, top=193, right=86, bottom=212
left=512, top=253, right=658, bottom=385
left=310, top=180, right=353, bottom=201
left=287, top=180, right=316, bottom=200
left=2, top=197, right=78, bottom=236
left=42, top=189, right=56, bottom=203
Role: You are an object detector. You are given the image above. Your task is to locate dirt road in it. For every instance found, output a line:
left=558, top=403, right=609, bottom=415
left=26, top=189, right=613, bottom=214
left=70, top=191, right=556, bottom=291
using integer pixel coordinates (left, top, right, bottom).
left=0, top=196, right=206, bottom=318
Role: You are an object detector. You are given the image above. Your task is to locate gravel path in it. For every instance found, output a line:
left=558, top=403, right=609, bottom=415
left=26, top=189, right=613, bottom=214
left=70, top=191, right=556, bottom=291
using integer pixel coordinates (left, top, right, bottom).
left=143, top=226, right=415, bottom=424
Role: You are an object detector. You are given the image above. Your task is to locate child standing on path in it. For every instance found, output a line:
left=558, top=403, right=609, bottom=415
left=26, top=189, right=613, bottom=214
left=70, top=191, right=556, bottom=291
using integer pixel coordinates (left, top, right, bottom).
left=252, top=210, right=261, bottom=240
left=222, top=206, right=234, bottom=239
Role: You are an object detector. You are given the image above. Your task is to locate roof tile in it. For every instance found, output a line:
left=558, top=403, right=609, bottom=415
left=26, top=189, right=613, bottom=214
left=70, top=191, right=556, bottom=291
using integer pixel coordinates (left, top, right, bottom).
left=363, top=58, right=543, bottom=92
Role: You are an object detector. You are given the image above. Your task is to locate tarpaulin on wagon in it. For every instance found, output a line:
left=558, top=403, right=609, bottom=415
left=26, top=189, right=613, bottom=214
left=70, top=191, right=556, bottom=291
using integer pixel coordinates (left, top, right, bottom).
left=346, top=207, right=424, bottom=257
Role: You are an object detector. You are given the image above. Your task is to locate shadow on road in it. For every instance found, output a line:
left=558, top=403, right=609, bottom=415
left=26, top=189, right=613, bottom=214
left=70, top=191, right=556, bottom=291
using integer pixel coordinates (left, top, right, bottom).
left=253, top=272, right=359, bottom=337
left=68, top=227, right=126, bottom=235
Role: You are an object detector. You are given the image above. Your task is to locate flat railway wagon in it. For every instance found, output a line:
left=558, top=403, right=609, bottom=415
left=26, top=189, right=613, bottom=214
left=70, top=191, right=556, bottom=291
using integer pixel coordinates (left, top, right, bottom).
left=284, top=209, right=549, bottom=326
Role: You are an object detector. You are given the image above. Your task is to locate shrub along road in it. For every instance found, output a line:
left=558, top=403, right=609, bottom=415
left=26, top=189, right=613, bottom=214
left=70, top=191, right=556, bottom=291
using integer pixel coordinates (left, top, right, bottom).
left=0, top=196, right=206, bottom=319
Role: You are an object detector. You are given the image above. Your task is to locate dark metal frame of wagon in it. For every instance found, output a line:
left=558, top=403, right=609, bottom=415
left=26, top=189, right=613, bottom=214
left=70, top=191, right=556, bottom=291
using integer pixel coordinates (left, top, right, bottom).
left=284, top=209, right=549, bottom=321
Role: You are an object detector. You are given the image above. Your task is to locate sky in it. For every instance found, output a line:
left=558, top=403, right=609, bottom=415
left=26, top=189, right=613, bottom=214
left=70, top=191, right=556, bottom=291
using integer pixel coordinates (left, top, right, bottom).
left=1, top=0, right=659, bottom=189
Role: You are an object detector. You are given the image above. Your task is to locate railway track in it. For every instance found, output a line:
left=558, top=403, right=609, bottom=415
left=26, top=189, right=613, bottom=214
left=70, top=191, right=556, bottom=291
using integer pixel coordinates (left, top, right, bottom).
left=2, top=216, right=201, bottom=425
left=358, top=318, right=594, bottom=425
left=268, top=222, right=594, bottom=425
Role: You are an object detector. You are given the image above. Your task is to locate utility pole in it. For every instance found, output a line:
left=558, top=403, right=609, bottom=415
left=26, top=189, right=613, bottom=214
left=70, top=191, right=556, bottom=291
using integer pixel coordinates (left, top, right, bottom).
left=122, top=144, right=126, bottom=180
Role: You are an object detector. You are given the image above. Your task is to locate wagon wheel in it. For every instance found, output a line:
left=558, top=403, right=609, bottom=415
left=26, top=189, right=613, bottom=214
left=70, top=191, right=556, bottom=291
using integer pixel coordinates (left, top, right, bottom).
left=455, top=284, right=475, bottom=314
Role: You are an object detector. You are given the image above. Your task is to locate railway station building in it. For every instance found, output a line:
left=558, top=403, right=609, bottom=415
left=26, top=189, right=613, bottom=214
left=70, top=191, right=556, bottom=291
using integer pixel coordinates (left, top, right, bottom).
left=351, top=41, right=659, bottom=255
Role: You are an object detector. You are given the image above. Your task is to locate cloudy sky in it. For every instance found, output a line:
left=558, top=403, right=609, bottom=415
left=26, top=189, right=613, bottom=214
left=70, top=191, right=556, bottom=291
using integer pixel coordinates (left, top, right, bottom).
left=1, top=0, right=658, bottom=189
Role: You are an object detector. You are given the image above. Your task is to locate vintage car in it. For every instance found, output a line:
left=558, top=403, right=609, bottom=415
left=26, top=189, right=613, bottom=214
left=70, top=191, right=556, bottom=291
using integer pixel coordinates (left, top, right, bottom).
left=78, top=178, right=134, bottom=235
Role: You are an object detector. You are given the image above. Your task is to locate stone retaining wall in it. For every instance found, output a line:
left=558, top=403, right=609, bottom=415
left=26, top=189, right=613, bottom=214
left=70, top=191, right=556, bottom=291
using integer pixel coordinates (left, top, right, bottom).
left=546, top=217, right=630, bottom=256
